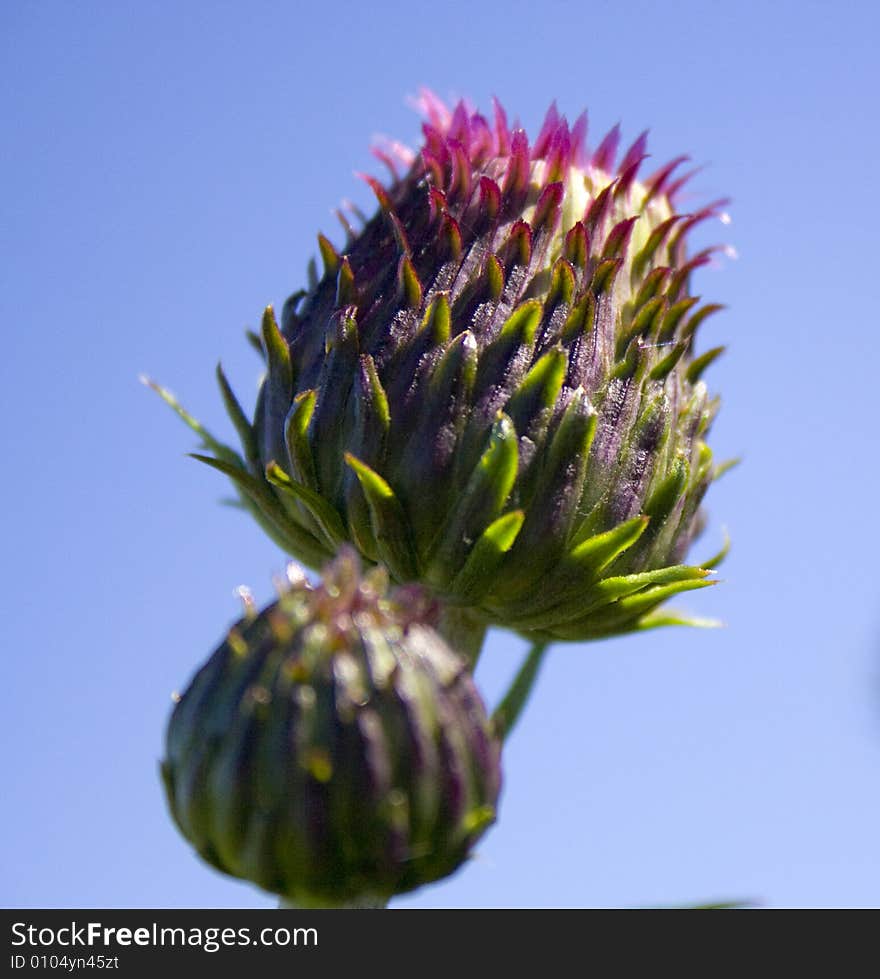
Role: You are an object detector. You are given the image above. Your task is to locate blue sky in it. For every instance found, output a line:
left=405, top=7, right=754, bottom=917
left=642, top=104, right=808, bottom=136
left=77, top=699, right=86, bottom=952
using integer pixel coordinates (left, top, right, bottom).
left=3, top=0, right=879, bottom=908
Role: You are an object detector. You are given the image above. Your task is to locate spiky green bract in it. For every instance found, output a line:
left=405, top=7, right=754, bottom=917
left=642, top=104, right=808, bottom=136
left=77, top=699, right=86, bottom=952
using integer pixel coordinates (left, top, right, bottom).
left=171, top=94, right=728, bottom=641
left=161, top=549, right=501, bottom=907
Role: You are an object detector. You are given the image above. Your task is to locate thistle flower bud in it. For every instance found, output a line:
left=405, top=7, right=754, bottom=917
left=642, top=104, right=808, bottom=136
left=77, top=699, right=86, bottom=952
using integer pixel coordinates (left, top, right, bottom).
left=161, top=549, right=501, bottom=906
left=161, top=93, right=729, bottom=641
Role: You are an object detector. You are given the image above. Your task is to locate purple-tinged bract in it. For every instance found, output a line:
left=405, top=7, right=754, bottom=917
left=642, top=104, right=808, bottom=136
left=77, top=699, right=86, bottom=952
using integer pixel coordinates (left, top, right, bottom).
left=165, top=94, right=729, bottom=641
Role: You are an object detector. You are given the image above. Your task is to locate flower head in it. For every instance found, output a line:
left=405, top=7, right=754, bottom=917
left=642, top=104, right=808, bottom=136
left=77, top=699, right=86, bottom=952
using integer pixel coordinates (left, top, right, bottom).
left=156, top=93, right=728, bottom=641
left=162, top=549, right=501, bottom=906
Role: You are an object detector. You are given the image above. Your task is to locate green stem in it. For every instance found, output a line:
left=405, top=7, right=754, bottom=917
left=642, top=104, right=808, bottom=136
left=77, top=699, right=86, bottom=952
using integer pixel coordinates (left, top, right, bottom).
left=436, top=604, right=488, bottom=669
left=279, top=894, right=389, bottom=909
left=491, top=642, right=549, bottom=740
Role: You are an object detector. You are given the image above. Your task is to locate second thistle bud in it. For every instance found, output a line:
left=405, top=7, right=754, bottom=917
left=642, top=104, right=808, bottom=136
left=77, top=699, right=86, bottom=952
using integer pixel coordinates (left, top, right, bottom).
left=162, top=550, right=501, bottom=907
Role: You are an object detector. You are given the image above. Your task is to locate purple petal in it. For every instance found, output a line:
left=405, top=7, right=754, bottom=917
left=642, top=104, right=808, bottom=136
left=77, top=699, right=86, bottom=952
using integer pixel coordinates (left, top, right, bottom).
left=592, top=123, right=621, bottom=172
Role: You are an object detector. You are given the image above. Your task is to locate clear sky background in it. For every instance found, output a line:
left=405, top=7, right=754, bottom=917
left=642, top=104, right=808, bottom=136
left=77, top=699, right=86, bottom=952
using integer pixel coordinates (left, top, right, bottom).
left=3, top=0, right=879, bottom=909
